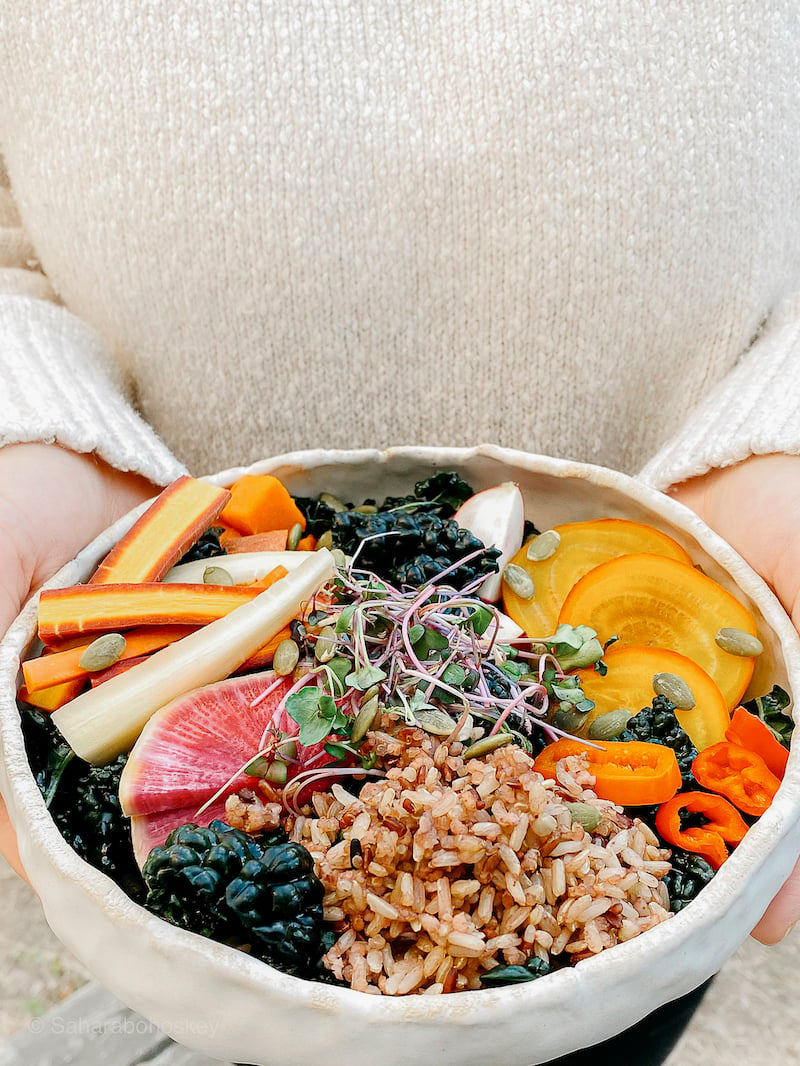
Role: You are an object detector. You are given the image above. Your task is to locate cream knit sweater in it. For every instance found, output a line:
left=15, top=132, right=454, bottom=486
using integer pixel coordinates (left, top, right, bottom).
left=1, top=4, right=799, bottom=490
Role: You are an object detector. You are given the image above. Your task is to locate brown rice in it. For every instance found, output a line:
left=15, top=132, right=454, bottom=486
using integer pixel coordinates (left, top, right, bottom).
left=279, top=716, right=673, bottom=996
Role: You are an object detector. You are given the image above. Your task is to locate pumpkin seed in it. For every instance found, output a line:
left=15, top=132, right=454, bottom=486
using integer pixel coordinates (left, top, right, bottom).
left=319, top=493, right=348, bottom=513
left=287, top=523, right=304, bottom=550
left=353, top=504, right=378, bottom=514
left=587, top=709, right=632, bottom=740
left=652, top=671, right=696, bottom=709
left=552, top=706, right=589, bottom=733
left=566, top=801, right=602, bottom=832
left=264, top=759, right=289, bottom=785
left=79, top=632, right=127, bottom=672
left=503, top=563, right=534, bottom=600
left=244, top=755, right=272, bottom=778
left=331, top=548, right=348, bottom=570
left=273, top=639, right=300, bottom=676
left=462, top=733, right=514, bottom=758
left=526, top=529, right=561, bottom=562
left=351, top=695, right=381, bottom=744
left=314, top=625, right=338, bottom=663
left=413, top=707, right=459, bottom=736
left=715, top=627, right=764, bottom=657
left=316, top=529, right=334, bottom=550
left=202, top=565, right=233, bottom=586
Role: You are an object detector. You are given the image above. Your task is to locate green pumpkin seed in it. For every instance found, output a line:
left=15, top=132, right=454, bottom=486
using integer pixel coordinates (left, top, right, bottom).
left=331, top=548, right=348, bottom=570
left=566, top=802, right=602, bottom=832
left=462, top=733, right=514, bottom=758
left=552, top=706, right=589, bottom=733
left=202, top=565, right=233, bottom=586
left=314, top=625, right=339, bottom=663
left=353, top=504, right=378, bottom=514
left=351, top=695, right=381, bottom=744
left=587, top=709, right=632, bottom=740
left=287, top=523, right=304, bottom=550
left=413, top=707, right=459, bottom=736
left=316, top=530, right=334, bottom=550
left=715, top=627, right=764, bottom=657
left=78, top=632, right=127, bottom=672
left=319, top=493, right=348, bottom=513
left=264, top=759, right=289, bottom=784
left=273, top=639, right=300, bottom=676
left=244, top=755, right=272, bottom=778
left=526, top=529, right=561, bottom=562
left=652, top=672, right=696, bottom=710
left=503, top=563, right=535, bottom=600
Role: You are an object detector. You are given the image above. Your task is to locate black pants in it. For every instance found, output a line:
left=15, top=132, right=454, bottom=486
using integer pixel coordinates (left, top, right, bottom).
left=238, top=978, right=710, bottom=1066
left=546, top=978, right=711, bottom=1065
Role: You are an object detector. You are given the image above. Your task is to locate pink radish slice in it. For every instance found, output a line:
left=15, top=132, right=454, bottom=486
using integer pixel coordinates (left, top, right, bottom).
left=119, top=672, right=334, bottom=864
left=131, top=798, right=230, bottom=867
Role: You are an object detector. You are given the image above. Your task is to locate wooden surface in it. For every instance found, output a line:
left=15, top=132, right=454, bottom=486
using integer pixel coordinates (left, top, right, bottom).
left=0, top=982, right=230, bottom=1066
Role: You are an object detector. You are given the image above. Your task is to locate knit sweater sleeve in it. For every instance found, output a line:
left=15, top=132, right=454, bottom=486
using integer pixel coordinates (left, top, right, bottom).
left=639, top=291, right=800, bottom=492
left=0, top=160, right=185, bottom=487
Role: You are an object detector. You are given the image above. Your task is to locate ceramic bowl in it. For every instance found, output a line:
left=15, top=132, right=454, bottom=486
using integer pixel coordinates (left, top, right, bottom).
left=2, top=445, right=800, bottom=1066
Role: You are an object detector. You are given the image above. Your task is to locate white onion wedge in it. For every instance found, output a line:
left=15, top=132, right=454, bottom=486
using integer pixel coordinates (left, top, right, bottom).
left=163, top=550, right=310, bottom=585
left=52, top=549, right=335, bottom=765
left=454, top=482, right=525, bottom=602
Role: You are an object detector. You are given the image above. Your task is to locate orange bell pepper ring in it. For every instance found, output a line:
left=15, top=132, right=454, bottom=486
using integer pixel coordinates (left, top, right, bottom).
left=725, top=706, right=789, bottom=781
left=655, top=791, right=748, bottom=870
left=692, top=740, right=780, bottom=817
left=533, top=738, right=681, bottom=806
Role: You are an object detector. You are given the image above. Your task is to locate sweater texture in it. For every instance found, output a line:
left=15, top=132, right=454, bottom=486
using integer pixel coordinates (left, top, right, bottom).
left=1, top=4, right=799, bottom=488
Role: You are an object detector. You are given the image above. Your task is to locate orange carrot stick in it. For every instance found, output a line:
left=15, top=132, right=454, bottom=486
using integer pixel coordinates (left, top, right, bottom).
left=90, top=475, right=231, bottom=585
left=23, top=624, right=197, bottom=693
left=38, top=583, right=260, bottom=643
left=18, top=678, right=87, bottom=712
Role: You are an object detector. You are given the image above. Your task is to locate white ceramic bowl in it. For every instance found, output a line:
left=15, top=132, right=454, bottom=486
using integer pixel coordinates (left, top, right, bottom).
left=2, top=445, right=800, bottom=1066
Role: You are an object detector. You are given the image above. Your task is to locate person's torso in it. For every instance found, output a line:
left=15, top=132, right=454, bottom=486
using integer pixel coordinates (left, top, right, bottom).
left=2, top=2, right=799, bottom=474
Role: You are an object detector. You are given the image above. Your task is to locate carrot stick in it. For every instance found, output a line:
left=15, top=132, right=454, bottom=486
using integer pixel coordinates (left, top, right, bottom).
left=38, top=583, right=260, bottom=643
left=90, top=475, right=231, bottom=585
left=18, top=678, right=87, bottom=712
left=220, top=530, right=289, bottom=553
left=23, top=624, right=197, bottom=693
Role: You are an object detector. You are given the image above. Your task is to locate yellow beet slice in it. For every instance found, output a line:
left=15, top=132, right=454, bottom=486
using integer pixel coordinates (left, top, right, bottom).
left=559, top=553, right=757, bottom=710
left=502, top=518, right=692, bottom=638
left=576, top=645, right=730, bottom=750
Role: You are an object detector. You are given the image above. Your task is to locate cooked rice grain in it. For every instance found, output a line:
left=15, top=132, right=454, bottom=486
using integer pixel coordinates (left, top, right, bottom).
left=288, top=721, right=672, bottom=995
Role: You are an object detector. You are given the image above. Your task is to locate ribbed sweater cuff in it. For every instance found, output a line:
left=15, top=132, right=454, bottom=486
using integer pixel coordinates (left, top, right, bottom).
left=639, top=292, right=800, bottom=492
left=0, top=295, right=186, bottom=485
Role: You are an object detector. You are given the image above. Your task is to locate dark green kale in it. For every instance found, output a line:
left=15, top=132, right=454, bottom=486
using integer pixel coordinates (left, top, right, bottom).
left=20, top=707, right=144, bottom=900
left=177, top=526, right=226, bottom=564
left=142, top=821, right=327, bottom=975
left=619, top=695, right=698, bottom=790
left=743, top=685, right=793, bottom=748
left=480, top=956, right=554, bottom=987
left=661, top=850, right=716, bottom=912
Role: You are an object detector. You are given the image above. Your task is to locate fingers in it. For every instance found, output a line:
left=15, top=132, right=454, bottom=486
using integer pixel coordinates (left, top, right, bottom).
left=0, top=795, right=29, bottom=884
left=750, top=854, right=800, bottom=944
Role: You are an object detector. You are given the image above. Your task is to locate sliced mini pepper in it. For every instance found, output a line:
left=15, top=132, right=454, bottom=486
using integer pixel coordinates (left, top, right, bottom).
left=655, top=791, right=748, bottom=870
left=691, top=740, right=780, bottom=817
left=725, top=705, right=789, bottom=781
left=532, top=738, right=681, bottom=806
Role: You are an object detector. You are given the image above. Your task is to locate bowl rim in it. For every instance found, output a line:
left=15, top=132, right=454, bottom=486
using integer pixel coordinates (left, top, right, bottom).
left=2, top=445, right=800, bottom=1055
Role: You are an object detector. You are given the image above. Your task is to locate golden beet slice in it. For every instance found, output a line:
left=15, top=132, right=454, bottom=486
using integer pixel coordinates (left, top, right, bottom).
left=559, top=553, right=757, bottom=710
left=502, top=518, right=692, bottom=638
left=576, top=644, right=730, bottom=750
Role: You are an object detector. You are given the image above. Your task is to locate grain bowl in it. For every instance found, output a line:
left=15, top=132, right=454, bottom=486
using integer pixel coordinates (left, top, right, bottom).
left=1, top=445, right=800, bottom=1066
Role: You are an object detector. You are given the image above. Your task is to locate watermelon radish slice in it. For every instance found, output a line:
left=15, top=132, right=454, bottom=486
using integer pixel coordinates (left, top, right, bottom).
left=119, top=672, right=331, bottom=866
